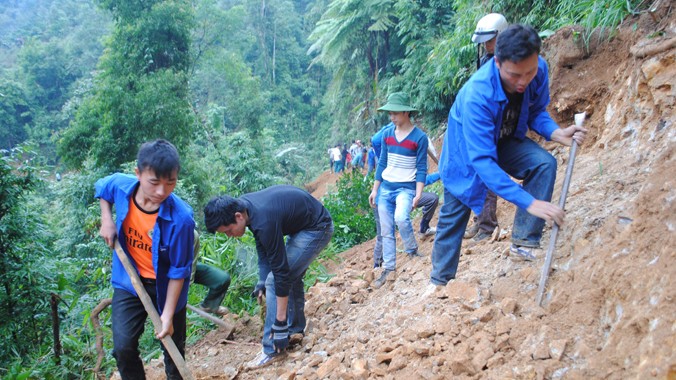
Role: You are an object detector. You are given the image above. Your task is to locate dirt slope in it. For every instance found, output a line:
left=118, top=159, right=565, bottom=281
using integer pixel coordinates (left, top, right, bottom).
left=140, top=7, right=675, bottom=380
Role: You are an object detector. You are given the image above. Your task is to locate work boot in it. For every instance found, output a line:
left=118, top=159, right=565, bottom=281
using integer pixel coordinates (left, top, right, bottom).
left=373, top=270, right=394, bottom=289
left=472, top=229, right=493, bottom=243
left=464, top=224, right=479, bottom=239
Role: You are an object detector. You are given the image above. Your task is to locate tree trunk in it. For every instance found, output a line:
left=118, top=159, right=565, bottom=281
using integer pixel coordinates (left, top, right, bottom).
left=50, top=293, right=61, bottom=365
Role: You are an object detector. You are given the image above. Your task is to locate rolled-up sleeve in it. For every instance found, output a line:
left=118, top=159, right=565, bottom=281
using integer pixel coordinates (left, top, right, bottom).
left=94, top=174, right=117, bottom=202
left=167, top=219, right=195, bottom=280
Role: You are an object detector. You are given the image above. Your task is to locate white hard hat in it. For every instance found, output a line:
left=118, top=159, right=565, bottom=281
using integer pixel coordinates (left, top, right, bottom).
left=472, top=13, right=508, bottom=44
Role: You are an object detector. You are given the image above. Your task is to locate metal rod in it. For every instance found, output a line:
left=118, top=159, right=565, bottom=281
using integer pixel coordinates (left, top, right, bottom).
left=536, top=113, right=584, bottom=306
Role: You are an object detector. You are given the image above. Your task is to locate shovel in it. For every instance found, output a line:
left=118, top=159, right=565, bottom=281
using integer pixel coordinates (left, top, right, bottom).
left=536, top=112, right=585, bottom=306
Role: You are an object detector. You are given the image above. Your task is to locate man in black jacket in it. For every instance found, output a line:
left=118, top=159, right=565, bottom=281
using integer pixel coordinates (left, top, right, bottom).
left=204, top=185, right=333, bottom=368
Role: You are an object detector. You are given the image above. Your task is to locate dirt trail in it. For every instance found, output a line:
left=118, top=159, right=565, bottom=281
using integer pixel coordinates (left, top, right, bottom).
left=139, top=7, right=675, bottom=380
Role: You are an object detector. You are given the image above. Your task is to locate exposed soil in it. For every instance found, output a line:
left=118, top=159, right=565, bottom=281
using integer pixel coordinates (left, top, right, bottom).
left=138, top=7, right=675, bottom=380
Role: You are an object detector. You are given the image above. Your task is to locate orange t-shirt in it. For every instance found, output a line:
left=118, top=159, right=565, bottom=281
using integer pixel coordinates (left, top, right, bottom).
left=122, top=194, right=159, bottom=279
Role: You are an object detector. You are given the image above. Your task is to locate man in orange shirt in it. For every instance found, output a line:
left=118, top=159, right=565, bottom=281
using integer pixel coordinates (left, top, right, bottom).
left=96, top=139, right=195, bottom=379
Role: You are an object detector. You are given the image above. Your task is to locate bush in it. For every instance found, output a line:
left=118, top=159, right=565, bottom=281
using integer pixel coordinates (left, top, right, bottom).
left=322, top=169, right=375, bottom=250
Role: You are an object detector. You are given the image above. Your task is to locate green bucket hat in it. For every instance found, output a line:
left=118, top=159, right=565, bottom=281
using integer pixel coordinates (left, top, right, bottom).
left=378, top=92, right=417, bottom=112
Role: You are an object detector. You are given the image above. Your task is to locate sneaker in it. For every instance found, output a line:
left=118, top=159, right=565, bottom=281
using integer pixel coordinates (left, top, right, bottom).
left=423, top=227, right=436, bottom=237
left=245, top=351, right=285, bottom=370
left=422, top=283, right=441, bottom=298
left=472, top=230, right=493, bottom=243
left=464, top=224, right=479, bottom=239
left=406, top=250, right=423, bottom=258
left=373, top=270, right=394, bottom=289
left=509, top=244, right=537, bottom=261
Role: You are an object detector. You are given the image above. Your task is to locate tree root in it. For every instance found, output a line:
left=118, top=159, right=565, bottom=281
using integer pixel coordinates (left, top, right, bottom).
left=90, top=298, right=112, bottom=380
left=631, top=36, right=676, bottom=58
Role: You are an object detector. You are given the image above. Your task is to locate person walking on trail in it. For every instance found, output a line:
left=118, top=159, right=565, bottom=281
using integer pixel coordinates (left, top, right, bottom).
left=331, top=144, right=343, bottom=173
left=203, top=185, right=333, bottom=369
left=351, top=140, right=364, bottom=168
left=96, top=139, right=195, bottom=380
left=327, top=145, right=335, bottom=173
left=369, top=92, right=428, bottom=289
left=428, top=25, right=587, bottom=291
left=341, top=143, right=349, bottom=171
left=464, top=13, right=510, bottom=243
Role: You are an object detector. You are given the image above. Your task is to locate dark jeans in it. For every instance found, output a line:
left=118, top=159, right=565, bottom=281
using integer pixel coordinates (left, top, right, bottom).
left=194, top=263, right=231, bottom=310
left=418, top=191, right=439, bottom=232
left=430, top=189, right=472, bottom=285
left=474, top=190, right=498, bottom=233
left=112, top=285, right=186, bottom=380
left=497, top=137, right=556, bottom=247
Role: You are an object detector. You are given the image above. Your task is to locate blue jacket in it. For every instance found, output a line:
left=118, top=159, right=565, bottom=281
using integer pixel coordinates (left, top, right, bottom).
left=95, top=173, right=195, bottom=313
left=371, top=122, right=394, bottom=158
left=440, top=56, right=559, bottom=213
left=425, top=172, right=441, bottom=186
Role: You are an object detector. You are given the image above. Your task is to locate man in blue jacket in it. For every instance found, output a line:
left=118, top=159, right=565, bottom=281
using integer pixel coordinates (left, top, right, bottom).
left=430, top=25, right=587, bottom=288
left=96, top=139, right=195, bottom=379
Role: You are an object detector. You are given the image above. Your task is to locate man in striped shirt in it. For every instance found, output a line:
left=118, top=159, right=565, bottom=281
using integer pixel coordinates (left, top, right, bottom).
left=368, top=92, right=428, bottom=289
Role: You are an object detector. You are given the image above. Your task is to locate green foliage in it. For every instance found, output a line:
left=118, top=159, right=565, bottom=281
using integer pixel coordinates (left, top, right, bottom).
left=194, top=232, right=260, bottom=316
left=322, top=170, right=375, bottom=250
left=0, top=0, right=111, bottom=156
left=0, top=146, right=50, bottom=371
left=57, top=0, right=195, bottom=172
left=0, top=80, right=31, bottom=150
left=541, top=0, right=645, bottom=48
left=308, top=0, right=402, bottom=136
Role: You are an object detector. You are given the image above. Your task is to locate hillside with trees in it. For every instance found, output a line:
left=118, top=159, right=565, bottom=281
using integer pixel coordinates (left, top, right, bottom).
left=1, top=0, right=672, bottom=379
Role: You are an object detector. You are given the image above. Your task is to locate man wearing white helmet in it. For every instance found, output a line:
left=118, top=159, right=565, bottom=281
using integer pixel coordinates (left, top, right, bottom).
left=472, top=13, right=509, bottom=69
left=464, top=13, right=509, bottom=243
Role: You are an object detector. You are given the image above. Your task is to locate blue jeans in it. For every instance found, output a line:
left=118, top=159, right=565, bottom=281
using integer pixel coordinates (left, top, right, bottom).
left=393, top=191, right=439, bottom=234
left=497, top=137, right=557, bottom=247
left=112, top=284, right=186, bottom=380
left=334, top=161, right=344, bottom=173
left=372, top=206, right=383, bottom=266
left=430, top=189, right=472, bottom=285
left=262, top=223, right=334, bottom=355
left=378, top=187, right=417, bottom=271
left=430, top=137, right=557, bottom=285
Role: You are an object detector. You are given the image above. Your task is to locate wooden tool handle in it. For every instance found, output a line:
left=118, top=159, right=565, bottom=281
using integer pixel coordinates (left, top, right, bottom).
left=113, top=240, right=194, bottom=380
